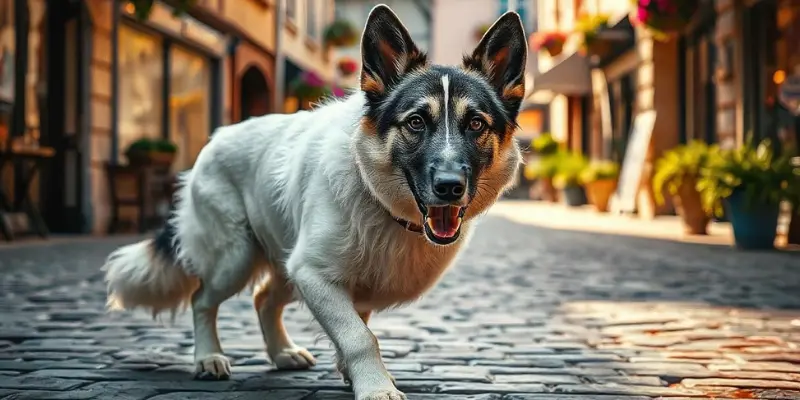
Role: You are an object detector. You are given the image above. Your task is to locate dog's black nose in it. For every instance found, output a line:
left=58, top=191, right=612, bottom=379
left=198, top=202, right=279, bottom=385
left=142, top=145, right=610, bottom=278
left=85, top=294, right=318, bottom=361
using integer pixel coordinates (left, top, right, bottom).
left=432, top=171, right=466, bottom=202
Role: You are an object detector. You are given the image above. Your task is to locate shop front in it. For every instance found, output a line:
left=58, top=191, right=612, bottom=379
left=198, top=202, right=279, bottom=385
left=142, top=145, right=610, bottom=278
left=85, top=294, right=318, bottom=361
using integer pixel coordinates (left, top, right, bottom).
left=742, top=0, right=800, bottom=151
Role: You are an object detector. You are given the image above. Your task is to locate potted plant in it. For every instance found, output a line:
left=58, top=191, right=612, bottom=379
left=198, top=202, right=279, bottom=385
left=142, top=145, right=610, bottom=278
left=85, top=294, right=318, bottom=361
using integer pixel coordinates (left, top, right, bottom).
left=697, top=138, right=795, bottom=250
left=529, top=31, right=568, bottom=57
left=630, top=0, right=699, bottom=41
left=580, top=160, right=619, bottom=213
left=576, top=13, right=612, bottom=58
left=553, top=152, right=590, bottom=207
left=125, top=137, right=178, bottom=167
left=323, top=19, right=359, bottom=48
left=525, top=134, right=561, bottom=202
left=290, top=71, right=329, bottom=101
left=337, top=57, right=359, bottom=77
left=652, top=141, right=719, bottom=235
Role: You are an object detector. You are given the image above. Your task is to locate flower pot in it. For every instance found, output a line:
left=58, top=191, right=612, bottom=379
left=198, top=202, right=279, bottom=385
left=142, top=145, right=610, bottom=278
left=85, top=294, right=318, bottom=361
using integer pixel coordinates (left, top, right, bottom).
left=561, top=185, right=587, bottom=207
left=538, top=178, right=559, bottom=203
left=545, top=42, right=564, bottom=57
left=723, top=189, right=780, bottom=250
left=673, top=178, right=709, bottom=235
left=585, top=179, right=617, bottom=212
left=585, top=39, right=613, bottom=58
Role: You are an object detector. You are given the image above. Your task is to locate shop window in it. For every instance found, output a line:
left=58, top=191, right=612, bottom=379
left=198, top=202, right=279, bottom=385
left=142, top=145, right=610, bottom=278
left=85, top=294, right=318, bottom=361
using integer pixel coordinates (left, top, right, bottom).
left=744, top=0, right=800, bottom=150
left=117, top=25, right=164, bottom=161
left=169, top=45, right=210, bottom=172
left=0, top=0, right=14, bottom=140
left=607, top=73, right=636, bottom=164
left=306, top=0, right=318, bottom=40
left=681, top=23, right=716, bottom=145
left=286, top=0, right=297, bottom=23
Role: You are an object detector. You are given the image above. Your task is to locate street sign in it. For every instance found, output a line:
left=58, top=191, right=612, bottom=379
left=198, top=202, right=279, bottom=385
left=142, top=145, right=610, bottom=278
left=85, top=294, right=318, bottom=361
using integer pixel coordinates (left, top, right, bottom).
left=779, top=73, right=800, bottom=116
left=610, top=110, right=657, bottom=214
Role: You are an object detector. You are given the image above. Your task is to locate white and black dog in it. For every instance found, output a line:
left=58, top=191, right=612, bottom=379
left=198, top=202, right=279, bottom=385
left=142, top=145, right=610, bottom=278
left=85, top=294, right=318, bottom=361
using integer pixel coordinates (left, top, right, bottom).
left=102, top=5, right=526, bottom=400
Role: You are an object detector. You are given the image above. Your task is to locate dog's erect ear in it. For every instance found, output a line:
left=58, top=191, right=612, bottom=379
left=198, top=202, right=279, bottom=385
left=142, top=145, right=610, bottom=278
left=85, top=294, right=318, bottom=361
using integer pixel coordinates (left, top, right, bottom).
left=463, top=12, right=527, bottom=115
left=360, top=5, right=427, bottom=100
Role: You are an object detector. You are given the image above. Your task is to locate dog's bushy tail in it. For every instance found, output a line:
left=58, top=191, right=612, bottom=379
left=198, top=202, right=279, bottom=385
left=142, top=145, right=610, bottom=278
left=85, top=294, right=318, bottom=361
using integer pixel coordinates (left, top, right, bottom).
left=101, top=221, right=199, bottom=319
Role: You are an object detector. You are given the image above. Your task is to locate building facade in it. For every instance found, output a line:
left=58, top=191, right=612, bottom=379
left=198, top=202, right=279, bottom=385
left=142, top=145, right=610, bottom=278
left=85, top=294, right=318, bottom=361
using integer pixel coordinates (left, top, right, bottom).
left=531, top=0, right=799, bottom=217
left=277, top=0, right=336, bottom=112
left=1, top=0, right=280, bottom=235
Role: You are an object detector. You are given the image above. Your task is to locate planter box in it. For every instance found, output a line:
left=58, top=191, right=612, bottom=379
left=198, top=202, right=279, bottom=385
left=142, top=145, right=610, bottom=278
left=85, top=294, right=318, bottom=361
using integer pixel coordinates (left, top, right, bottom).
left=724, top=189, right=780, bottom=250
left=673, top=178, right=709, bottom=235
left=561, top=185, right=587, bottom=207
left=538, top=178, right=559, bottom=203
left=585, top=179, right=617, bottom=212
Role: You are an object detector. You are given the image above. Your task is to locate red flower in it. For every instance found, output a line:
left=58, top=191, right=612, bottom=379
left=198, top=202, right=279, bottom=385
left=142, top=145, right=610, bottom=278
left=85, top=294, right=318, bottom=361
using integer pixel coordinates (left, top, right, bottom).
left=337, top=58, right=359, bottom=76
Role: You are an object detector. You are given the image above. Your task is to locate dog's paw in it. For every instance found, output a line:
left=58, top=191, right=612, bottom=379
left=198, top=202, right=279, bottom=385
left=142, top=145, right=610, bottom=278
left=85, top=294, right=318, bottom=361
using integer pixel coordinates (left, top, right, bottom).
left=357, top=389, right=407, bottom=400
left=194, top=353, right=231, bottom=380
left=270, top=346, right=316, bottom=370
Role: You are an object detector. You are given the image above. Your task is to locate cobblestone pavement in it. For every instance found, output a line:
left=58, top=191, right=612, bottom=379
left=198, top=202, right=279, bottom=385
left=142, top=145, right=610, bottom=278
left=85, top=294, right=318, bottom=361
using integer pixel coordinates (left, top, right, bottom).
left=1, top=207, right=800, bottom=399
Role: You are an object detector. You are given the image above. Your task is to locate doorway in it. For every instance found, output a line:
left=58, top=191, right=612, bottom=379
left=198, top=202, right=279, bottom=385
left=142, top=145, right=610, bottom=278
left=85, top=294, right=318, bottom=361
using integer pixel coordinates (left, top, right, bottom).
left=239, top=66, right=270, bottom=121
left=39, top=0, right=89, bottom=233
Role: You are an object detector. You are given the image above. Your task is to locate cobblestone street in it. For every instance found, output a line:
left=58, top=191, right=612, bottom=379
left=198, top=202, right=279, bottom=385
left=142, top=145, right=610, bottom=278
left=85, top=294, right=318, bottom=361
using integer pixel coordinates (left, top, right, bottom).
left=1, top=203, right=799, bottom=399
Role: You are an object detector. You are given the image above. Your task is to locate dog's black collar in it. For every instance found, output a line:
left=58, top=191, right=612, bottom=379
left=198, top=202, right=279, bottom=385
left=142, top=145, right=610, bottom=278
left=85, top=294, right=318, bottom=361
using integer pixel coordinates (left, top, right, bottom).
left=393, top=216, right=423, bottom=234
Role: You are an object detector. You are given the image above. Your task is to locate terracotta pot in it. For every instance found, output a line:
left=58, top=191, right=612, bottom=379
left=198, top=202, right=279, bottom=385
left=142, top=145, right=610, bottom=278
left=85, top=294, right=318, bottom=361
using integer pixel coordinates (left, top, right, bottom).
left=586, top=179, right=618, bottom=213
left=585, top=39, right=613, bottom=58
left=673, top=178, right=710, bottom=235
left=545, top=42, right=564, bottom=57
left=539, top=178, right=559, bottom=203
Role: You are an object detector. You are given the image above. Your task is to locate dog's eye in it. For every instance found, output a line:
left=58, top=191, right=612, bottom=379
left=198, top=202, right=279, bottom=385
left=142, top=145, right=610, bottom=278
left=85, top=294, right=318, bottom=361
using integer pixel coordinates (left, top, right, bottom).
left=468, top=118, right=486, bottom=132
left=406, top=115, right=426, bottom=132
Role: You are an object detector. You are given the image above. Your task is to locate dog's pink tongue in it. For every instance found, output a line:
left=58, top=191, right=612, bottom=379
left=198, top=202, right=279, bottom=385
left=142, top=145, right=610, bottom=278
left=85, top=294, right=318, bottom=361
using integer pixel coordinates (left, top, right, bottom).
left=429, top=206, right=461, bottom=238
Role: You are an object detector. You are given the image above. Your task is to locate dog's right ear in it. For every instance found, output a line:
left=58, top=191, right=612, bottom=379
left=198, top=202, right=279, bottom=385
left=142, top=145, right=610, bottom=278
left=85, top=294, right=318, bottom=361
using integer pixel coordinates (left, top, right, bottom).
left=360, top=5, right=427, bottom=101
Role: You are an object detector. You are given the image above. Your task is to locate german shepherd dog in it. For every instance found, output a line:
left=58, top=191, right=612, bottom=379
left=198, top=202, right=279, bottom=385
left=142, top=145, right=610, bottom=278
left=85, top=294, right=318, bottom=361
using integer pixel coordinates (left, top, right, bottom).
left=102, top=5, right=526, bottom=399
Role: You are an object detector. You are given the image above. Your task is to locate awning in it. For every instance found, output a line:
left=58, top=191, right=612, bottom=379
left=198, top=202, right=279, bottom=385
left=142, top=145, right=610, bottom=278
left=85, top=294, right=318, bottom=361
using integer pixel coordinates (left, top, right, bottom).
left=530, top=52, right=593, bottom=96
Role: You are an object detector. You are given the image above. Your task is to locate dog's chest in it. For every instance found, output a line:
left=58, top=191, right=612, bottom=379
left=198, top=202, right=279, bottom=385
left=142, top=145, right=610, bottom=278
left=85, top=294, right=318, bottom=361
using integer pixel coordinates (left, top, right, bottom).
left=347, top=235, right=462, bottom=311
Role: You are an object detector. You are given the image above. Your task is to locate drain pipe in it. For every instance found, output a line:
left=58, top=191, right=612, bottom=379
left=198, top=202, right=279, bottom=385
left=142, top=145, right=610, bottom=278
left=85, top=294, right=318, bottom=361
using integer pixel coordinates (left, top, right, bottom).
left=274, top=0, right=285, bottom=113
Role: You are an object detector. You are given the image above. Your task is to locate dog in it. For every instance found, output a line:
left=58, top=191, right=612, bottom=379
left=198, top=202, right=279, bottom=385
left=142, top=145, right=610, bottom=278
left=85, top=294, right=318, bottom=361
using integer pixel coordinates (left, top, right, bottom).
left=101, top=5, right=526, bottom=400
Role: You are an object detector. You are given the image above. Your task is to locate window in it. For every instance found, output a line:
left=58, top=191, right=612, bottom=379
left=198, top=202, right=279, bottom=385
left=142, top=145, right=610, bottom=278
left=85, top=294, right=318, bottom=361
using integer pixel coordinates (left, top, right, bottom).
left=169, top=46, right=210, bottom=172
left=0, top=0, right=14, bottom=106
left=286, top=0, right=297, bottom=22
left=117, top=25, right=164, bottom=161
left=306, top=0, right=318, bottom=39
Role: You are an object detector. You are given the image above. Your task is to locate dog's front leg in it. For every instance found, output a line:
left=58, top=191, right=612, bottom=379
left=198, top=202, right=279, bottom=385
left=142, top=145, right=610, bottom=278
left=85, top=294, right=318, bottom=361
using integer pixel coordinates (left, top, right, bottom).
left=291, top=265, right=404, bottom=400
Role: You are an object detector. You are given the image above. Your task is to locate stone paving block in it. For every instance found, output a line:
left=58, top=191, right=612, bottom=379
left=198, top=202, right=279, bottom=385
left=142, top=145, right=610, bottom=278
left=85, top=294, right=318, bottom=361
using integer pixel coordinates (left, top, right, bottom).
left=147, top=390, right=311, bottom=400
left=503, top=395, right=651, bottom=400
left=491, top=374, right=581, bottom=385
left=308, top=391, right=502, bottom=400
left=436, top=383, right=546, bottom=394
left=681, top=378, right=800, bottom=391
left=551, top=383, right=709, bottom=397
left=0, top=376, right=89, bottom=391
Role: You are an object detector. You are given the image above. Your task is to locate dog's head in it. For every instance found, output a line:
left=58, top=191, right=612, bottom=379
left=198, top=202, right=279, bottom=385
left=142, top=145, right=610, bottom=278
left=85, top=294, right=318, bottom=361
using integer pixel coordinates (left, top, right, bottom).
left=354, top=5, right=526, bottom=246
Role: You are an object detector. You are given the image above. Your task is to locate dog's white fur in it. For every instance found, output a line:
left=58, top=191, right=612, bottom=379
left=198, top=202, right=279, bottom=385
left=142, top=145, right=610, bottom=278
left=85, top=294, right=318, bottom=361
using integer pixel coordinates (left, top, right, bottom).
left=102, top=10, right=523, bottom=400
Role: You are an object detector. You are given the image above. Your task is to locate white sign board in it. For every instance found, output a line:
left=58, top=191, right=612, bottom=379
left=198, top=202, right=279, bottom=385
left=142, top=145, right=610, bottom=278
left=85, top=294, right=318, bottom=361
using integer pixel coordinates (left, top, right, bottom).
left=779, top=74, right=800, bottom=116
left=610, top=110, right=657, bottom=214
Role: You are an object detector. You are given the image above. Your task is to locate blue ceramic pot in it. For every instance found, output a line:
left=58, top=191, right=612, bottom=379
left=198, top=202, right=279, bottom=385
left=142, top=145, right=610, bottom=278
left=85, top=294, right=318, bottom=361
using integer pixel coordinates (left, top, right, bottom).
left=562, top=185, right=587, bottom=207
left=723, top=189, right=780, bottom=250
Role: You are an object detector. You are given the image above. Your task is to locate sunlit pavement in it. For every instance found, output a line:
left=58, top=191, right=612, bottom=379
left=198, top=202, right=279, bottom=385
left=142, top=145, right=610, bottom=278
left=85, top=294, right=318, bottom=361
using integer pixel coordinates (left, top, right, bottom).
left=1, top=201, right=799, bottom=399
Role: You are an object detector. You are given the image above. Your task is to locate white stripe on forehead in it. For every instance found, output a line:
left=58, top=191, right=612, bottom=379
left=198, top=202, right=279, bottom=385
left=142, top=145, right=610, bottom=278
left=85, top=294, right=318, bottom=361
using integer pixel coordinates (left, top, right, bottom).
left=441, top=75, right=456, bottom=159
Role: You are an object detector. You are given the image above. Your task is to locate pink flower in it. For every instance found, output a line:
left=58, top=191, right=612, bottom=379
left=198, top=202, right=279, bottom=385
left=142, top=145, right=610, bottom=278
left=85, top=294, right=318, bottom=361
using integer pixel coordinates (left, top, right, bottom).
left=637, top=6, right=650, bottom=23
left=302, top=71, right=325, bottom=87
left=332, top=87, right=345, bottom=97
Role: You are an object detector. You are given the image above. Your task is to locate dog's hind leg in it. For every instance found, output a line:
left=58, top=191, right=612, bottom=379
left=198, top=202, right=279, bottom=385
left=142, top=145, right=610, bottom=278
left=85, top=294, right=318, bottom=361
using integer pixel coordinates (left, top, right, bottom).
left=191, top=238, right=255, bottom=380
left=254, top=273, right=316, bottom=370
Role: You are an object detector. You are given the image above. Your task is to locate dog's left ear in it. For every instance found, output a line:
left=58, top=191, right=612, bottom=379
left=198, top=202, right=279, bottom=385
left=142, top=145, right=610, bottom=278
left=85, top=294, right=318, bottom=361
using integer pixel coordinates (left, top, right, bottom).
left=463, top=12, right=527, bottom=115
left=360, top=5, right=427, bottom=101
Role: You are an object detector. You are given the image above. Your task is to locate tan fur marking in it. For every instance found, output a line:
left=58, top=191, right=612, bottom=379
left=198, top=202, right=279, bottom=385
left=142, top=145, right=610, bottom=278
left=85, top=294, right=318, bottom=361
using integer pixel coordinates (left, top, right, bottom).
left=362, top=75, right=385, bottom=94
left=361, top=117, right=378, bottom=135
left=454, top=97, right=471, bottom=121
left=476, top=111, right=494, bottom=126
left=423, top=96, right=441, bottom=120
left=502, top=83, right=525, bottom=101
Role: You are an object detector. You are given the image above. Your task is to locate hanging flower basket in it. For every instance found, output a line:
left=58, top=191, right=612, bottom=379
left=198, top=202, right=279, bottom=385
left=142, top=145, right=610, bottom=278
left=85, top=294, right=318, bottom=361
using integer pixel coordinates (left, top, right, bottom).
left=323, top=20, right=359, bottom=48
left=290, top=71, right=329, bottom=100
left=576, top=14, right=612, bottom=57
left=337, top=57, right=359, bottom=77
left=529, top=32, right=568, bottom=57
left=630, top=0, right=699, bottom=40
left=474, top=23, right=492, bottom=41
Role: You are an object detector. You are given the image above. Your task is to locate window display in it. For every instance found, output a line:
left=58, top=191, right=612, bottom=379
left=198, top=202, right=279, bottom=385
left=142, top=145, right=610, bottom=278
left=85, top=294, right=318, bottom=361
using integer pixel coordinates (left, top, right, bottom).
left=169, top=45, right=209, bottom=172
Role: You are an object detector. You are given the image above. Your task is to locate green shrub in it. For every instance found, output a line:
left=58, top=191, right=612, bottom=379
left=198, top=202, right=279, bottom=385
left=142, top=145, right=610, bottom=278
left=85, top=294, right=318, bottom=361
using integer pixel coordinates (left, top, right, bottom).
left=652, top=140, right=720, bottom=205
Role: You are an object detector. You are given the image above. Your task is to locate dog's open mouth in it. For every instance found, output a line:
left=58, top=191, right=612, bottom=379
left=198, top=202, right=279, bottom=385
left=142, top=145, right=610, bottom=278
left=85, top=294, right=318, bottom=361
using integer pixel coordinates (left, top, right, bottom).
left=423, top=205, right=464, bottom=245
